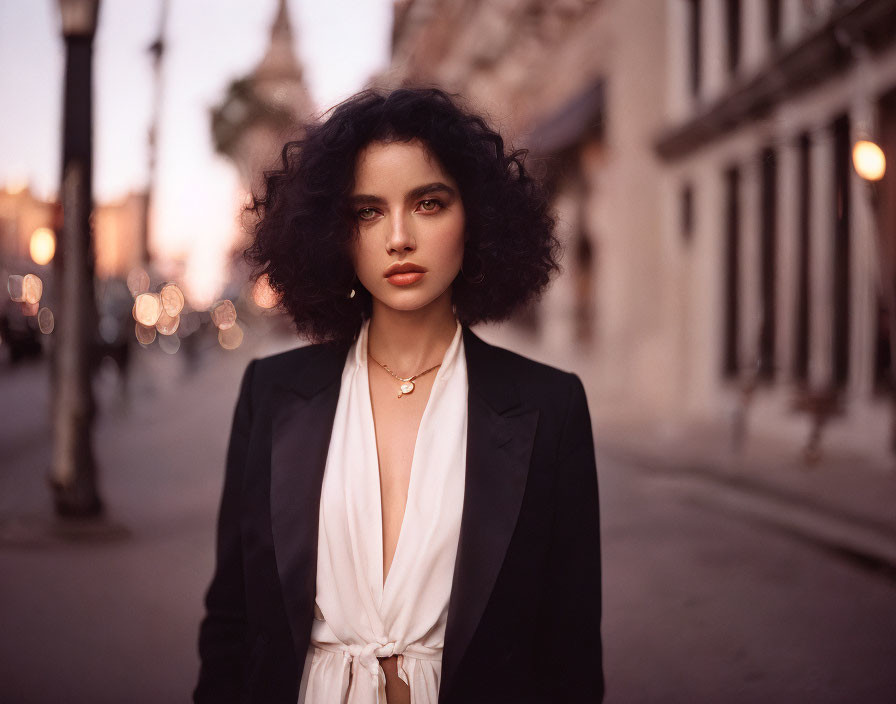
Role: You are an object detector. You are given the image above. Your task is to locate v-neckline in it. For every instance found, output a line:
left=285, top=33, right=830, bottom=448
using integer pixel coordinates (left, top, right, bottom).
left=364, top=357, right=441, bottom=602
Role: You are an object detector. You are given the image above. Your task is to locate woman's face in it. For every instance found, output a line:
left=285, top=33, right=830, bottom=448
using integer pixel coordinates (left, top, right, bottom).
left=348, top=138, right=465, bottom=315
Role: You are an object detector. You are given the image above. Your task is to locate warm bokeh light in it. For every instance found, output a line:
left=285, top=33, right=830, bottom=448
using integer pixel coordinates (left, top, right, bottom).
left=252, top=273, right=280, bottom=309
left=29, top=227, right=56, bottom=265
left=21, top=300, right=39, bottom=316
left=218, top=321, right=244, bottom=350
left=852, top=140, right=886, bottom=181
left=22, top=274, right=42, bottom=305
left=135, top=322, right=156, bottom=345
left=155, top=311, right=180, bottom=336
left=160, top=282, right=185, bottom=317
left=7, top=275, right=24, bottom=302
left=37, top=307, right=55, bottom=334
left=210, top=299, right=237, bottom=330
left=126, top=267, right=151, bottom=297
left=133, top=292, right=162, bottom=327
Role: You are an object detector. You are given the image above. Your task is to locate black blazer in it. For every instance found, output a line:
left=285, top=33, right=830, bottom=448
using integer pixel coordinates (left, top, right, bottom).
left=194, top=324, right=604, bottom=703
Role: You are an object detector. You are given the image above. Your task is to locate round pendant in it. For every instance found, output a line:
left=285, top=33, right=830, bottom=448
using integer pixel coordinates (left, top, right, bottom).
left=400, top=381, right=415, bottom=395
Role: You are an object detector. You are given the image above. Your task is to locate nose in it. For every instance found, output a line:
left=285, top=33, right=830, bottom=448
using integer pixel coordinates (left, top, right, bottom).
left=386, top=212, right=416, bottom=253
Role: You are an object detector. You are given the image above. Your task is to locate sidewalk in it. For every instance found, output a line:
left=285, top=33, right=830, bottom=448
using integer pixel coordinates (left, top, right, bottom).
left=591, top=414, right=896, bottom=576
left=0, top=317, right=288, bottom=704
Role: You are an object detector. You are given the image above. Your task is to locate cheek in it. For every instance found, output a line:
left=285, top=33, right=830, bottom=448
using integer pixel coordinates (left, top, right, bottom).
left=432, top=230, right=464, bottom=270
left=352, top=239, right=376, bottom=273
left=444, top=212, right=466, bottom=258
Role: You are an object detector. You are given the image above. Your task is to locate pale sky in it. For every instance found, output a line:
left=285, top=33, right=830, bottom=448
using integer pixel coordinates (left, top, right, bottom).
left=0, top=0, right=394, bottom=305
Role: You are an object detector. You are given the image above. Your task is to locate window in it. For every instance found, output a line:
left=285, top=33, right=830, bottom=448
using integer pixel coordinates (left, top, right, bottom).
left=725, top=0, right=741, bottom=75
left=832, top=113, right=851, bottom=387
left=723, top=166, right=741, bottom=378
left=759, top=147, right=777, bottom=380
left=688, top=0, right=702, bottom=97
left=767, top=0, right=782, bottom=46
left=794, top=133, right=811, bottom=384
left=681, top=183, right=694, bottom=244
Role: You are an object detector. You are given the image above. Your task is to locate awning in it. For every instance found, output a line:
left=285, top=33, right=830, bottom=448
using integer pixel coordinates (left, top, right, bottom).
left=528, top=78, right=605, bottom=155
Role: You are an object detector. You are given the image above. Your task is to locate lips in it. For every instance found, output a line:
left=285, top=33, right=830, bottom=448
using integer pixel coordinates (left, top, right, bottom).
left=384, top=262, right=427, bottom=278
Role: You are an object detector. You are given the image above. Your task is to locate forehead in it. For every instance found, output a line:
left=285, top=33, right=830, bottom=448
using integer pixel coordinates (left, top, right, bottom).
left=352, top=139, right=453, bottom=189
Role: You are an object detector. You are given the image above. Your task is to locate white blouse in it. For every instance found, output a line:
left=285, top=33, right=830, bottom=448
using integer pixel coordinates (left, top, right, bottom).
left=297, top=317, right=468, bottom=704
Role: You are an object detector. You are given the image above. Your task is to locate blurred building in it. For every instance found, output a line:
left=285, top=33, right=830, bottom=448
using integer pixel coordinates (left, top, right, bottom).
left=386, top=0, right=896, bottom=462
left=211, top=0, right=315, bottom=196
left=93, top=190, right=148, bottom=280
left=386, top=0, right=674, bottom=416
left=0, top=183, right=148, bottom=281
left=0, top=183, right=55, bottom=267
left=657, top=0, right=896, bottom=458
left=211, top=0, right=315, bottom=312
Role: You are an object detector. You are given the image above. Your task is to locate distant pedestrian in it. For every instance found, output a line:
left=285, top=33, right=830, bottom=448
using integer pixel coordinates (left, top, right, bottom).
left=194, top=87, right=605, bottom=704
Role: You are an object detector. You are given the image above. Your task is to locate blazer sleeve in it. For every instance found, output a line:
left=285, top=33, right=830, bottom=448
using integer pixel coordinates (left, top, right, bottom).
left=193, top=358, right=257, bottom=703
left=537, top=373, right=605, bottom=702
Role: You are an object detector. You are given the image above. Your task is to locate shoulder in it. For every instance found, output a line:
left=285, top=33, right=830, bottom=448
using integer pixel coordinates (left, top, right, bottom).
left=252, top=341, right=338, bottom=379
left=467, top=330, right=585, bottom=407
left=237, top=339, right=351, bottom=403
left=488, top=342, right=578, bottom=385
left=471, top=334, right=593, bottom=465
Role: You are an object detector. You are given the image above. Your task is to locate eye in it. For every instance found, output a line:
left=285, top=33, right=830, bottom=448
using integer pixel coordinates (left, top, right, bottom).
left=418, top=199, right=443, bottom=213
left=356, top=207, right=378, bottom=221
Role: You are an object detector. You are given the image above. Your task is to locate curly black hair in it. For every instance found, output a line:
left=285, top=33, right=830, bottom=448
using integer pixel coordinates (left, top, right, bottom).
left=242, top=86, right=562, bottom=346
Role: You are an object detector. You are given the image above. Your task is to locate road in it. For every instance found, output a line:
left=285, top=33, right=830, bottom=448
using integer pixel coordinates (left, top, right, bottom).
left=0, top=326, right=894, bottom=703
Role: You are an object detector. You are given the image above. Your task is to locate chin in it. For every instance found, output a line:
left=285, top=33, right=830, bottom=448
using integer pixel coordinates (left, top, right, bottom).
left=382, top=296, right=439, bottom=312
left=374, top=285, right=451, bottom=312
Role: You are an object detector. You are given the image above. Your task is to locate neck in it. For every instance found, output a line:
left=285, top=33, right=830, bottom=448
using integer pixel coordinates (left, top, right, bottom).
left=367, top=289, right=458, bottom=377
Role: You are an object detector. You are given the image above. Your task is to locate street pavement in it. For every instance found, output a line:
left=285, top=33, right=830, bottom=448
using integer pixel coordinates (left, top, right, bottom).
left=591, top=414, right=896, bottom=582
left=1, top=319, right=895, bottom=703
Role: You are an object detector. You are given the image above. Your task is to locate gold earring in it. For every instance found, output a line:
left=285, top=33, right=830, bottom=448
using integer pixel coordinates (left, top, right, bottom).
left=348, top=288, right=356, bottom=299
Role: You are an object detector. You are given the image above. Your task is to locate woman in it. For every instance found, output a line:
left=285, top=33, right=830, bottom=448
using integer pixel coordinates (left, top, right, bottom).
left=193, top=87, right=604, bottom=704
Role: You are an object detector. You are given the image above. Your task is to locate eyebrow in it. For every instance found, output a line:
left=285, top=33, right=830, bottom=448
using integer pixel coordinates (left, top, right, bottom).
left=348, top=182, right=457, bottom=206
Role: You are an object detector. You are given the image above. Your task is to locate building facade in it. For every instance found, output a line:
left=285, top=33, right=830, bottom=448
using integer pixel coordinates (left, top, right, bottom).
left=211, top=0, right=315, bottom=309
left=211, top=0, right=315, bottom=195
left=385, top=0, right=676, bottom=418
left=385, top=0, right=896, bottom=462
left=92, top=191, right=149, bottom=280
left=0, top=183, right=55, bottom=269
left=658, top=0, right=896, bottom=458
left=1, top=183, right=147, bottom=281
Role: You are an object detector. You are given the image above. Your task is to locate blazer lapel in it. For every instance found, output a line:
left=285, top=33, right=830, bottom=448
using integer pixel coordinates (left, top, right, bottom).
left=269, top=340, right=349, bottom=666
left=439, top=326, right=540, bottom=702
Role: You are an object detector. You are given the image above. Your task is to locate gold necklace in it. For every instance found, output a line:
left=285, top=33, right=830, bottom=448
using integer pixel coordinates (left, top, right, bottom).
left=367, top=352, right=441, bottom=398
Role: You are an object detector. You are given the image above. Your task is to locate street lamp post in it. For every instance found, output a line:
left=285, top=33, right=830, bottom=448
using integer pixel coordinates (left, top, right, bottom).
left=144, top=0, right=169, bottom=271
left=50, top=0, right=104, bottom=517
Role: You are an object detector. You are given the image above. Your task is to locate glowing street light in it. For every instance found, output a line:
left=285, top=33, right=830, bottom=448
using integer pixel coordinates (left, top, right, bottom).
left=30, top=227, right=56, bottom=265
left=852, top=139, right=886, bottom=182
